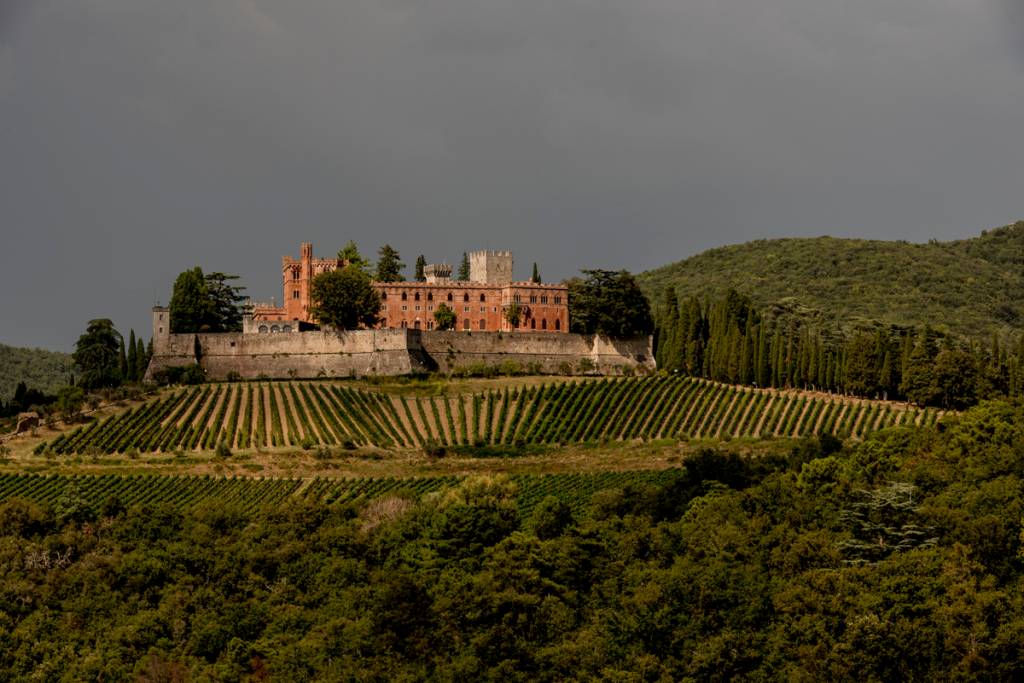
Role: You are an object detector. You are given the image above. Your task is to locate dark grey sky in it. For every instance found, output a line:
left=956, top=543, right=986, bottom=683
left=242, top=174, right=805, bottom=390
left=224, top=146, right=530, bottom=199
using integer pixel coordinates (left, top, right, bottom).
left=2, top=0, right=1022, bottom=351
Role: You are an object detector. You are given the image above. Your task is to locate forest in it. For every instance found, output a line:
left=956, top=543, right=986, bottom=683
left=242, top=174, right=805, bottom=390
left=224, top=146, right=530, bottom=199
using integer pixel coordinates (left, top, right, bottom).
left=653, top=288, right=1024, bottom=410
left=3, top=398, right=1024, bottom=680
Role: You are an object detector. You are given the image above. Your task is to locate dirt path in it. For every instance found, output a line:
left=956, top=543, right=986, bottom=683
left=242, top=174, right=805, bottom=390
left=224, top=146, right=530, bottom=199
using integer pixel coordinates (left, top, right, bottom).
left=713, top=391, right=741, bottom=439
left=752, top=395, right=775, bottom=437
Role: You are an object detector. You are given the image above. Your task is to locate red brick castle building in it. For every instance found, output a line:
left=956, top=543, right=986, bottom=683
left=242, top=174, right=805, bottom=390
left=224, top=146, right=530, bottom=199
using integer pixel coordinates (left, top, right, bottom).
left=248, top=243, right=569, bottom=334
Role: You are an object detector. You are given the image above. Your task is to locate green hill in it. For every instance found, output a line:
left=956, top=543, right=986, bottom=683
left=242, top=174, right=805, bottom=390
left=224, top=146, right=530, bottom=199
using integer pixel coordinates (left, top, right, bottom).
left=0, top=343, right=73, bottom=400
left=638, top=221, right=1024, bottom=340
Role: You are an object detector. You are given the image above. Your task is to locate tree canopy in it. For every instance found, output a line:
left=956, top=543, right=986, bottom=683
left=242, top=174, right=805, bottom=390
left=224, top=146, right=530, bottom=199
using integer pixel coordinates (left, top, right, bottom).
left=72, top=319, right=122, bottom=390
left=168, top=268, right=245, bottom=333
left=375, top=245, right=405, bottom=282
left=338, top=240, right=370, bottom=273
left=568, top=269, right=653, bottom=337
left=433, top=303, right=456, bottom=331
left=309, top=266, right=382, bottom=330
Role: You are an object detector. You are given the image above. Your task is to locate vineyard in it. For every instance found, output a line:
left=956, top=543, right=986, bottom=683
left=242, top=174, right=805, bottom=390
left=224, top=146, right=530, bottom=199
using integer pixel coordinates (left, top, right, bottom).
left=38, top=377, right=942, bottom=455
left=0, top=470, right=682, bottom=517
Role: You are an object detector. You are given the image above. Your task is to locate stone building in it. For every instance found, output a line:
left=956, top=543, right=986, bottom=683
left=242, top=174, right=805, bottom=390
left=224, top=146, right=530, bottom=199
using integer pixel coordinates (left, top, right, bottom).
left=249, top=243, right=569, bottom=334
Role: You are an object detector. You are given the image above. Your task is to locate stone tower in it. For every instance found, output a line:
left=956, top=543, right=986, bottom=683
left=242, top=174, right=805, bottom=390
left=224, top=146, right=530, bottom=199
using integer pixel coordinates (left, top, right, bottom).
left=469, top=250, right=514, bottom=284
left=151, top=306, right=170, bottom=353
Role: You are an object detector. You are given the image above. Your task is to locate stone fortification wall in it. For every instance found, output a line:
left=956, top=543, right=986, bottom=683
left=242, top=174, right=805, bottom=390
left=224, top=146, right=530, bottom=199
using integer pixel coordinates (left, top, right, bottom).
left=147, top=328, right=654, bottom=381
left=147, top=329, right=427, bottom=381
left=417, top=331, right=654, bottom=375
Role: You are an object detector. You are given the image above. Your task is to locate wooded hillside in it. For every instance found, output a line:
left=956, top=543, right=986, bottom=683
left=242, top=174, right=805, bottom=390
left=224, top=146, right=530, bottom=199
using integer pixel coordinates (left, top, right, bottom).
left=0, top=343, right=72, bottom=400
left=639, top=221, right=1024, bottom=341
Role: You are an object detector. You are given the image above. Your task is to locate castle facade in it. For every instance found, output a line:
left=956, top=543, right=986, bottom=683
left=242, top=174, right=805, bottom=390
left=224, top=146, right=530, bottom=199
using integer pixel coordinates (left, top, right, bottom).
left=249, top=243, right=569, bottom=334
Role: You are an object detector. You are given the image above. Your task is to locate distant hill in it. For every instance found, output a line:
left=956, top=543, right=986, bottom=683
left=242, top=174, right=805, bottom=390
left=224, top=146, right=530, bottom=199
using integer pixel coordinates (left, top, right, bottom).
left=0, top=343, right=73, bottom=400
left=638, top=221, right=1024, bottom=341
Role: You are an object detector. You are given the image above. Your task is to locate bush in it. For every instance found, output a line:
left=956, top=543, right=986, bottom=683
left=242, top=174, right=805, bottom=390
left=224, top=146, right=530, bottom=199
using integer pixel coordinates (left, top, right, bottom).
left=225, top=371, right=242, bottom=383
left=153, top=364, right=206, bottom=386
left=300, top=436, right=315, bottom=451
left=215, top=441, right=232, bottom=459
left=423, top=438, right=446, bottom=458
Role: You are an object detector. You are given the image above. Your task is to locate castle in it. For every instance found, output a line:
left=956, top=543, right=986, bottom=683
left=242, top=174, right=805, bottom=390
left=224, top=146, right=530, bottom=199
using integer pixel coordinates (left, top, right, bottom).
left=247, top=243, right=569, bottom=334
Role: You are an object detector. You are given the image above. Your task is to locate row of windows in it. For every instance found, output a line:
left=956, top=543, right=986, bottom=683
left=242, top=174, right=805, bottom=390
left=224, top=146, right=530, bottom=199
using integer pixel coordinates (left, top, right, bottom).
left=257, top=324, right=293, bottom=333
left=384, top=305, right=499, bottom=313
left=391, top=318, right=561, bottom=331
left=383, top=291, right=564, bottom=305
left=511, top=294, right=562, bottom=304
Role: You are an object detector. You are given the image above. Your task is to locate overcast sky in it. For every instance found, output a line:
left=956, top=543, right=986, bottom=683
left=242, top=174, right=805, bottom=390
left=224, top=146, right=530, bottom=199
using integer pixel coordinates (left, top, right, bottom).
left=2, top=0, right=1023, bottom=351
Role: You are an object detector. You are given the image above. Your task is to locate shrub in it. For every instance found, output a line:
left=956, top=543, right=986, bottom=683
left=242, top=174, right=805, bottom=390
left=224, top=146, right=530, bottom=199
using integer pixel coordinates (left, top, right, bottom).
left=225, top=371, right=242, bottom=383
left=423, top=438, right=446, bottom=458
left=300, top=436, right=315, bottom=451
left=215, top=441, right=232, bottom=459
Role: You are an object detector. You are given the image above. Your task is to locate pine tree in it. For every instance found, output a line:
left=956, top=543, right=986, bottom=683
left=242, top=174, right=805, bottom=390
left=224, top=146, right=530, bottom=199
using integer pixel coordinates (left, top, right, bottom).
left=126, top=330, right=138, bottom=382
left=458, top=252, right=470, bottom=281
left=375, top=244, right=405, bottom=282
left=531, top=263, right=541, bottom=284
left=414, top=255, right=427, bottom=282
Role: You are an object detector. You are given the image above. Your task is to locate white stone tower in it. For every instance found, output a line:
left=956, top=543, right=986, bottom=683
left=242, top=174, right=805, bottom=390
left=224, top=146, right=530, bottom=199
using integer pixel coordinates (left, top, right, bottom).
left=469, top=250, right=514, bottom=284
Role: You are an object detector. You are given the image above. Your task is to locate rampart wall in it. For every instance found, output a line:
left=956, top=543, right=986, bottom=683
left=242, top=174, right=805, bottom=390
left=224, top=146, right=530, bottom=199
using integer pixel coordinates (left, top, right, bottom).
left=146, top=329, right=654, bottom=381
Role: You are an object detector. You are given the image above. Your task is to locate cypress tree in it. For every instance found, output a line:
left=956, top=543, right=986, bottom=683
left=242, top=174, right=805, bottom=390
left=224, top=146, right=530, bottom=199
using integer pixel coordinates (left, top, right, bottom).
left=136, top=337, right=148, bottom=380
left=118, top=335, right=128, bottom=382
left=126, top=330, right=138, bottom=382
left=414, top=255, right=427, bottom=282
left=458, top=252, right=470, bottom=281
left=531, top=263, right=541, bottom=284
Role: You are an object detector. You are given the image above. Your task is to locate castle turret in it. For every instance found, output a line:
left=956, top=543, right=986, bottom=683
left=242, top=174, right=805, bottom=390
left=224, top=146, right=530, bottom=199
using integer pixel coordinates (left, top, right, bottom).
left=151, top=306, right=170, bottom=353
left=469, top=250, right=514, bottom=284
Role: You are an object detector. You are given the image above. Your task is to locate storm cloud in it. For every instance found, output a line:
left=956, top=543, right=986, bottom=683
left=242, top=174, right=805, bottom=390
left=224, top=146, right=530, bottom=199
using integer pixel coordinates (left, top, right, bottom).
left=1, top=0, right=1022, bottom=349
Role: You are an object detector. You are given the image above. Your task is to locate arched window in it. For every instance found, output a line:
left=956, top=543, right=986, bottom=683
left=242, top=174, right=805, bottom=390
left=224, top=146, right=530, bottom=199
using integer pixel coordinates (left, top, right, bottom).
left=414, top=292, right=420, bottom=301
left=401, top=320, right=408, bottom=329
left=258, top=325, right=269, bottom=333
left=292, top=269, right=299, bottom=281
left=414, top=320, right=421, bottom=329
left=530, top=319, right=536, bottom=329
left=463, top=319, right=470, bottom=330
left=382, top=292, right=387, bottom=300
left=541, top=319, right=547, bottom=330
left=479, top=293, right=485, bottom=302
left=555, top=319, right=561, bottom=331
left=427, top=293, right=433, bottom=301
left=479, top=319, right=486, bottom=330
left=401, top=292, right=408, bottom=301
left=271, top=325, right=280, bottom=333
left=447, top=293, right=453, bottom=302
left=463, top=293, right=470, bottom=302
left=282, top=325, right=292, bottom=332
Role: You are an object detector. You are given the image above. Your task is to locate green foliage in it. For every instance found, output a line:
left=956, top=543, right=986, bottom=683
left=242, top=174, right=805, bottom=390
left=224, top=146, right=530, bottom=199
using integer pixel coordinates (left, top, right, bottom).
left=458, top=251, right=470, bottom=281
left=72, top=319, right=122, bottom=390
left=433, top=303, right=457, bottom=331
left=8, top=403, right=1024, bottom=678
left=55, top=385, right=85, bottom=421
left=503, top=301, right=522, bottom=328
left=0, top=344, right=73, bottom=403
left=639, top=221, right=1024, bottom=343
left=414, top=254, right=427, bottom=282
left=568, top=269, right=654, bottom=337
left=375, top=244, right=406, bottom=282
left=168, top=268, right=245, bottom=334
left=309, top=266, right=382, bottom=330
left=337, top=240, right=371, bottom=273
left=531, top=262, right=541, bottom=283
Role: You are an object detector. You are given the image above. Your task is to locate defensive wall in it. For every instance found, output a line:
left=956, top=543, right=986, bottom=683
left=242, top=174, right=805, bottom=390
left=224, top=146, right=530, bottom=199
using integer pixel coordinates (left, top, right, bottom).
left=146, top=325, right=655, bottom=381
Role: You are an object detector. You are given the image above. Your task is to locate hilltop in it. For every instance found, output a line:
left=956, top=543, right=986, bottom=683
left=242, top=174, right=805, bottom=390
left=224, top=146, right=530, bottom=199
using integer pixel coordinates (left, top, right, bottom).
left=638, top=221, right=1024, bottom=340
left=0, top=343, right=72, bottom=400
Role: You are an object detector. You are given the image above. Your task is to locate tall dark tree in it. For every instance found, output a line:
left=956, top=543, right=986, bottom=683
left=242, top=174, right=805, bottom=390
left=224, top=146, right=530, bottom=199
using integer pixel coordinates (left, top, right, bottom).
left=204, top=272, right=246, bottom=332
left=72, top=319, right=123, bottom=390
left=309, top=266, right=382, bottom=330
left=376, top=245, right=406, bottom=282
left=531, top=263, right=541, bottom=284
left=414, top=255, right=427, bottom=282
left=135, top=336, right=148, bottom=381
left=118, top=335, right=128, bottom=382
left=126, top=330, right=138, bottom=382
left=568, top=270, right=653, bottom=337
left=458, top=252, right=470, bottom=281
left=169, top=267, right=213, bottom=333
